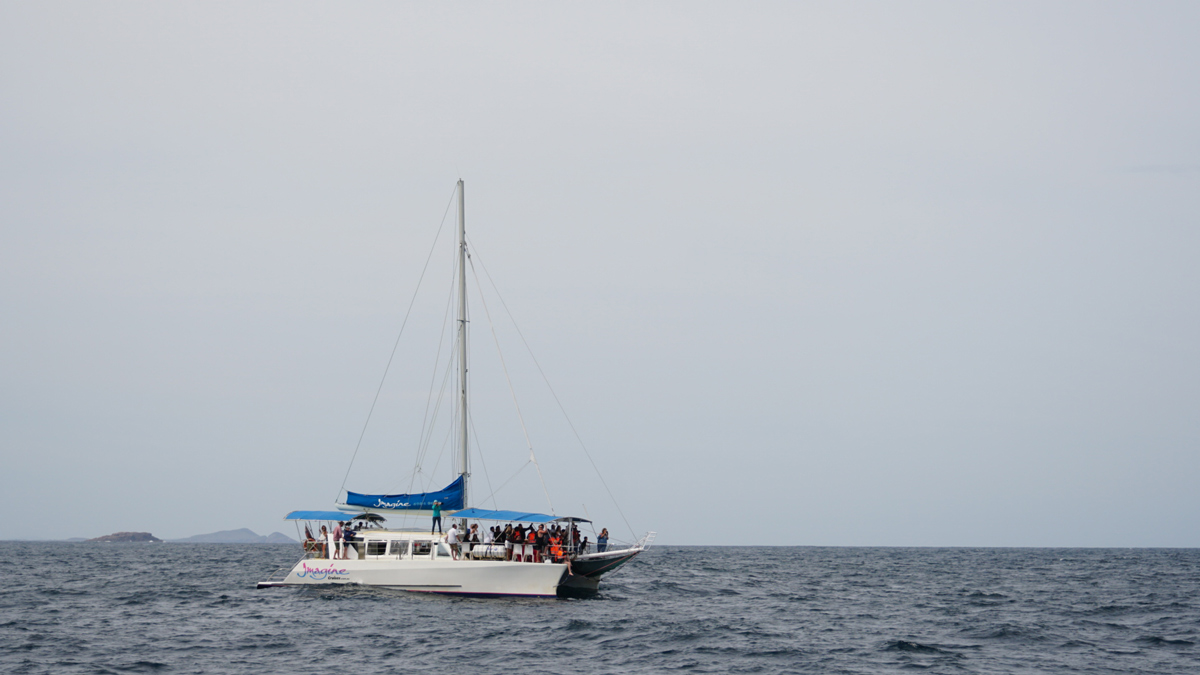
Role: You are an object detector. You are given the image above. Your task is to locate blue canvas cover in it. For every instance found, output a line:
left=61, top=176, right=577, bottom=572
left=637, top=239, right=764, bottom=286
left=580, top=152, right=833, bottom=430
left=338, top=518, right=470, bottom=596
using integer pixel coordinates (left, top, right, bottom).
left=452, top=508, right=590, bottom=523
left=451, top=508, right=556, bottom=523
left=346, top=476, right=465, bottom=511
left=284, top=511, right=359, bottom=521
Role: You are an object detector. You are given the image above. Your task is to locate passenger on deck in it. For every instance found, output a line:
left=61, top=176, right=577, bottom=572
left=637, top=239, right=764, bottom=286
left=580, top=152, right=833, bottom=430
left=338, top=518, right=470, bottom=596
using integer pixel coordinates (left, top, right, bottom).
left=483, top=526, right=495, bottom=545
left=580, top=537, right=589, bottom=554
left=534, top=525, right=548, bottom=562
left=431, top=500, right=443, bottom=534
left=304, top=525, right=317, bottom=555
left=332, top=521, right=344, bottom=560
left=340, top=522, right=352, bottom=559
left=502, top=525, right=514, bottom=560
left=318, top=525, right=329, bottom=558
left=597, top=528, right=609, bottom=553
left=572, top=527, right=581, bottom=553
left=445, top=523, right=460, bottom=560
left=525, top=526, right=537, bottom=562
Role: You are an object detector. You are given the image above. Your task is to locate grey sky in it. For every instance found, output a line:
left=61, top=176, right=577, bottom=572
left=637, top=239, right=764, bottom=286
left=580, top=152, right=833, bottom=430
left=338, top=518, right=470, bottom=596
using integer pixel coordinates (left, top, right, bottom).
left=2, top=2, right=1198, bottom=546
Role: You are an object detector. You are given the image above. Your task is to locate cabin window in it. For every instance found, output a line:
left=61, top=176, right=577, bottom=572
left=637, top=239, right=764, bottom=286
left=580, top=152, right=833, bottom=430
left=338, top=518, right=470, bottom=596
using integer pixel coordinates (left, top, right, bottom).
left=412, top=541, right=433, bottom=556
left=387, top=540, right=409, bottom=557
left=366, top=541, right=388, bottom=556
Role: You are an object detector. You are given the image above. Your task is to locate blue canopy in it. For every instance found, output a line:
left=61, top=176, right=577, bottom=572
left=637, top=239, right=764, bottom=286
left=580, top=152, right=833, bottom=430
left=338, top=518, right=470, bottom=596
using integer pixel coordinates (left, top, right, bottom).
left=285, top=511, right=359, bottom=521
left=451, top=507, right=590, bottom=524
left=346, top=476, right=464, bottom=512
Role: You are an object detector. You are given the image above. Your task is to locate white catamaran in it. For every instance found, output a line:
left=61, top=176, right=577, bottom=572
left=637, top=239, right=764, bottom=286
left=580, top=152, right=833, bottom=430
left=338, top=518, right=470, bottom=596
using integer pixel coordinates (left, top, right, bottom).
left=258, top=181, right=653, bottom=597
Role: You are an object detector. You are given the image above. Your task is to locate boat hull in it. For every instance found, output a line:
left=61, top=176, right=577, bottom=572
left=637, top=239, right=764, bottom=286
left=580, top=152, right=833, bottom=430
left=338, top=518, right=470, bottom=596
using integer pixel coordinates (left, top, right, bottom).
left=571, top=547, right=643, bottom=578
left=259, top=557, right=570, bottom=597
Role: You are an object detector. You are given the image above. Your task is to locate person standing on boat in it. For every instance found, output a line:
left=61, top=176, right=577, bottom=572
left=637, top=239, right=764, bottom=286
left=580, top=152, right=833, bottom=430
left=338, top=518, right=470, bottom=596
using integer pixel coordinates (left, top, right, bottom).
left=534, top=525, right=549, bottom=563
left=332, top=521, right=344, bottom=560
left=503, top=524, right=514, bottom=560
left=445, top=523, right=460, bottom=560
left=597, top=528, right=608, bottom=553
left=431, top=500, right=442, bottom=534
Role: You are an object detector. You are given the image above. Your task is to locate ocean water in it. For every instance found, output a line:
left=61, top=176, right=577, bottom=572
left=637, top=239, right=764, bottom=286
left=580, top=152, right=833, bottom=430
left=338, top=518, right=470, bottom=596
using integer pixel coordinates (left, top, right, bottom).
left=2, top=543, right=1198, bottom=674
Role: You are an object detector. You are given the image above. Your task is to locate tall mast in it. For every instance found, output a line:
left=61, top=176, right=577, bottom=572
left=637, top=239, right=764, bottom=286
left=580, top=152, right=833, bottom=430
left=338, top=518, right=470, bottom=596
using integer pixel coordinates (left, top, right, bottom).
left=456, top=179, right=469, bottom=508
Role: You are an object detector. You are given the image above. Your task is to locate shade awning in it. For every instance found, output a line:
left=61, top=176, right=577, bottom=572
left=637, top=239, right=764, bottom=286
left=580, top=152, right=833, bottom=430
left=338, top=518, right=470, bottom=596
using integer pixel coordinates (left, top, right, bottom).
left=285, top=510, right=360, bottom=521
left=451, top=507, right=590, bottom=524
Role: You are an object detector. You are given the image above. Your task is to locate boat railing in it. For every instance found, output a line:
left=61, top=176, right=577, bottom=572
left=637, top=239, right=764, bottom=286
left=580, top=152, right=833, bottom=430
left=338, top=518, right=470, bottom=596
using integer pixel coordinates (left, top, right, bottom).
left=295, top=534, right=641, bottom=563
left=262, top=564, right=292, bottom=583
left=636, top=531, right=657, bottom=550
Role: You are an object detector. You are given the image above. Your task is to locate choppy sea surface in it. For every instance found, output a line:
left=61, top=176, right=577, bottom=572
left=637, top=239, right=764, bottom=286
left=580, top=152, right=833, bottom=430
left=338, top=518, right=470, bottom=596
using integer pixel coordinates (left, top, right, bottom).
left=3, top=543, right=1198, bottom=674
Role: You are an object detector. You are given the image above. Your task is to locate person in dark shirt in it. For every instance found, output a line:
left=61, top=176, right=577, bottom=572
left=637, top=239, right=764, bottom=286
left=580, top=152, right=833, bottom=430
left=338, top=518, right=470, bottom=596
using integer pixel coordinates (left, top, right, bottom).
left=534, top=525, right=549, bottom=562
left=501, top=524, right=514, bottom=560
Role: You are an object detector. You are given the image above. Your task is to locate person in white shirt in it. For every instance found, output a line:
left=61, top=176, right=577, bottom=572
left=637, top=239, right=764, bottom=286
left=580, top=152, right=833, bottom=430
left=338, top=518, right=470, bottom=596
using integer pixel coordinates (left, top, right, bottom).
left=445, top=523, right=460, bottom=560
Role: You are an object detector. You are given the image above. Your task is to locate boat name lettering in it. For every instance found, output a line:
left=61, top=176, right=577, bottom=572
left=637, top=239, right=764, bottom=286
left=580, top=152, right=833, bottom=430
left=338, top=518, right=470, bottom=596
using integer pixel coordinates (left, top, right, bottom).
left=297, top=562, right=348, bottom=580
left=374, top=499, right=412, bottom=509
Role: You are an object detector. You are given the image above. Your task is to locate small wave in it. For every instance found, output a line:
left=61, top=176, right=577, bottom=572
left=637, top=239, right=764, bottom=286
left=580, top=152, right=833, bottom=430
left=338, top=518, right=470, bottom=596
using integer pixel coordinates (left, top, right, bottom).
left=1078, top=619, right=1130, bottom=630
left=112, top=661, right=169, bottom=672
left=881, top=640, right=960, bottom=656
left=1100, top=647, right=1143, bottom=656
left=1057, top=640, right=1094, bottom=648
left=1136, top=636, right=1194, bottom=647
left=959, top=623, right=1044, bottom=642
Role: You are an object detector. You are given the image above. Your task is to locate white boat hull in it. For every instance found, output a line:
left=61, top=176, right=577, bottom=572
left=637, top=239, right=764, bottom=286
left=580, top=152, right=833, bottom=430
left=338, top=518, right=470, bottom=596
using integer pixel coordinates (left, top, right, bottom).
left=260, top=556, right=570, bottom=597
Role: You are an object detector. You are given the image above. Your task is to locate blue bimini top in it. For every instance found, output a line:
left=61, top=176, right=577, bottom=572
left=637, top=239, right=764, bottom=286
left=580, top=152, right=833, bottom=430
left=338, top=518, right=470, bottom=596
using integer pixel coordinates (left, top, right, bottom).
left=284, top=511, right=360, bottom=521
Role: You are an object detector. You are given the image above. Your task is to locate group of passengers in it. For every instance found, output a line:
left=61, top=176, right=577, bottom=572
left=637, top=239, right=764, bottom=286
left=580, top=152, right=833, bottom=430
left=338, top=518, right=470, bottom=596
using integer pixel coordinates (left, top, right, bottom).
left=305, top=520, right=370, bottom=559
left=304, top=517, right=614, bottom=562
left=442, top=521, right=610, bottom=562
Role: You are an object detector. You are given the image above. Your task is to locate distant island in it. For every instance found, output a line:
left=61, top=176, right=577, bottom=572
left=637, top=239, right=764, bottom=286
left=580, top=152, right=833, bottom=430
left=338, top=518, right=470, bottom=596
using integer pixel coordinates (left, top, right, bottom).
left=88, top=532, right=162, bottom=543
left=49, top=528, right=297, bottom=544
left=170, top=528, right=296, bottom=544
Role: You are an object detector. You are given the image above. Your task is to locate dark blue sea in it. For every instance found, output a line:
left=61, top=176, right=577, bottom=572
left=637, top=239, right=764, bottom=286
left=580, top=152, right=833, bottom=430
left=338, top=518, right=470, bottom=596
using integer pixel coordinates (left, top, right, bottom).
left=3, top=543, right=1198, bottom=674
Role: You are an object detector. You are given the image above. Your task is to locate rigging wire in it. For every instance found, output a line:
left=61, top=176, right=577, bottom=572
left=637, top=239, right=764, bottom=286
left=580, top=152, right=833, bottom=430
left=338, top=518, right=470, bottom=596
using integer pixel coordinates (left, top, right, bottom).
left=409, top=255, right=460, bottom=493
left=336, top=185, right=459, bottom=502
left=423, top=418, right=455, bottom=493
left=412, top=352, right=457, bottom=487
left=467, top=253, right=555, bottom=515
left=477, top=461, right=533, bottom=507
left=467, top=413, right=497, bottom=509
left=468, top=239, right=637, bottom=540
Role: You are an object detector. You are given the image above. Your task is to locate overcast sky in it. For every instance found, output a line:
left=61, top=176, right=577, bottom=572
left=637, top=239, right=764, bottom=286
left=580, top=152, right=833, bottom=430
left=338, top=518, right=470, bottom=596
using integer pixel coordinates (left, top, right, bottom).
left=2, top=2, right=1198, bottom=546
